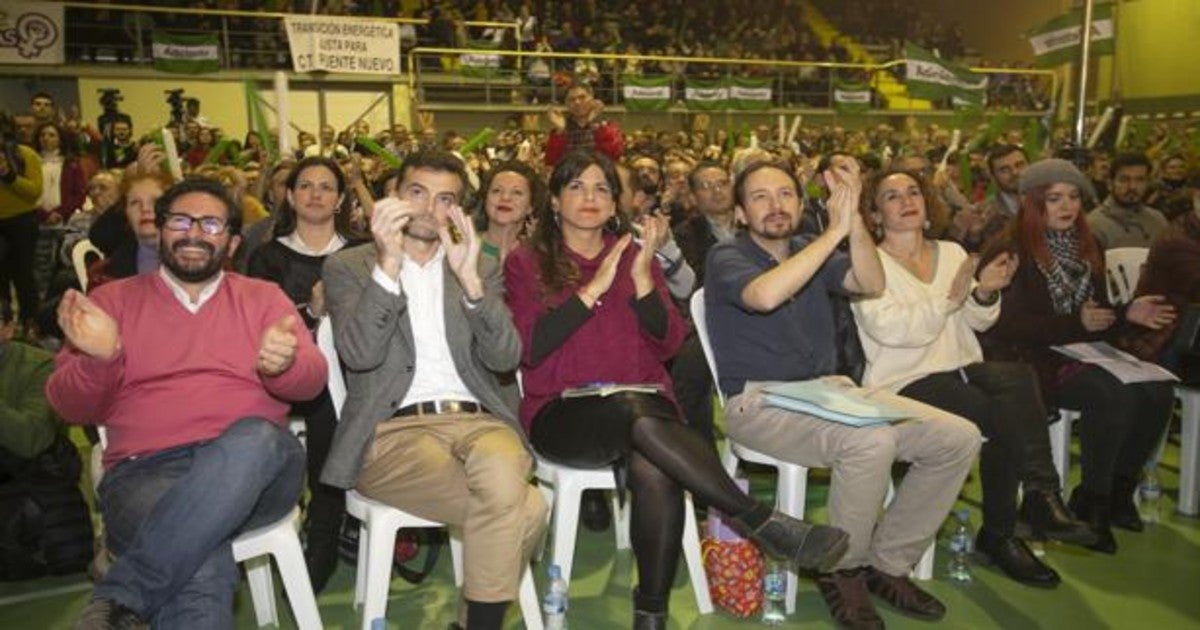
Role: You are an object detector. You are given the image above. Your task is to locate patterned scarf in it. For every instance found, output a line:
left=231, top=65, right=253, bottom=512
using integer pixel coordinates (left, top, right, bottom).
left=1039, top=227, right=1093, bottom=315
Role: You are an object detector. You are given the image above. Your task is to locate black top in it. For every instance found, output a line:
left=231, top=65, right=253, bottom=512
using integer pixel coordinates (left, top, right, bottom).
left=246, top=237, right=365, bottom=330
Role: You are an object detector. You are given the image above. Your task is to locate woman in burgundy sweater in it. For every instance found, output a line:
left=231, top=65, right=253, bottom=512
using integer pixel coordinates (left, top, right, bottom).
left=504, top=150, right=848, bottom=629
left=980, top=158, right=1176, bottom=554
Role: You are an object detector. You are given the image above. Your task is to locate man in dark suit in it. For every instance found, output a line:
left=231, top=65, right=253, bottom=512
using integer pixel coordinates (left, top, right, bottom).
left=321, top=151, right=546, bottom=630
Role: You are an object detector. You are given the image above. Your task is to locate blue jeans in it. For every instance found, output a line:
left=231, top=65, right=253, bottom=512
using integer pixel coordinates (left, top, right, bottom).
left=96, top=417, right=305, bottom=628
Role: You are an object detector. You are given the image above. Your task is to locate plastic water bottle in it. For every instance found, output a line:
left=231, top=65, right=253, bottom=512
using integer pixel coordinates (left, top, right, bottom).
left=1139, top=469, right=1162, bottom=524
left=947, top=508, right=973, bottom=584
left=543, top=564, right=568, bottom=630
left=761, top=558, right=787, bottom=625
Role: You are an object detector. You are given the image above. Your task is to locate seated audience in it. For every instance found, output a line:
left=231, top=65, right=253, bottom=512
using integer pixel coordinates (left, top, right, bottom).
left=321, top=150, right=546, bottom=630
left=1087, top=153, right=1168, bottom=250
left=981, top=158, right=1176, bottom=554
left=48, top=178, right=326, bottom=628
left=505, top=150, right=850, bottom=629
left=853, top=167, right=1095, bottom=588
left=705, top=158, right=981, bottom=628
left=476, top=160, right=543, bottom=261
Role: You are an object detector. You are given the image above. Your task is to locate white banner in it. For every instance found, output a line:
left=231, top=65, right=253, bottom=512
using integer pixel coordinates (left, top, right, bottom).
left=284, top=15, right=399, bottom=75
left=0, top=1, right=64, bottom=65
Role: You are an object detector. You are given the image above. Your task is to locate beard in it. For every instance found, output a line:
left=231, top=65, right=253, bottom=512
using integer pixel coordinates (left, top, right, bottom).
left=160, top=237, right=226, bottom=283
left=403, top=214, right=441, bottom=243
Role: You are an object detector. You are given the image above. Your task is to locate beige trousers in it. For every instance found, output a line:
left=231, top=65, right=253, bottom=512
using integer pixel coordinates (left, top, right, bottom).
left=356, top=413, right=547, bottom=602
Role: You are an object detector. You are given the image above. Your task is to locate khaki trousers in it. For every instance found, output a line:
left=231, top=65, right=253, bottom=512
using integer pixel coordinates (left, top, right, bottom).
left=725, top=377, right=981, bottom=576
left=356, top=413, right=547, bottom=602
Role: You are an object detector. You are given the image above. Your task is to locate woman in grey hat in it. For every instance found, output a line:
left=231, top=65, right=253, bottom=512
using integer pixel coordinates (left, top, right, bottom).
left=979, top=158, right=1177, bottom=554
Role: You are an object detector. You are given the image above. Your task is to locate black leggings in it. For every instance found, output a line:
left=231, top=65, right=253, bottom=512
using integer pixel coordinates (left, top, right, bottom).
left=900, top=362, right=1057, bottom=536
left=530, top=392, right=755, bottom=606
left=291, top=389, right=344, bottom=537
left=1058, top=365, right=1174, bottom=496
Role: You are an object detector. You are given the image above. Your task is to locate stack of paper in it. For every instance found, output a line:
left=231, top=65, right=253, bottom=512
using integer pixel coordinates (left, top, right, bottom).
left=1052, top=342, right=1178, bottom=384
left=762, top=380, right=912, bottom=427
left=561, top=383, right=663, bottom=399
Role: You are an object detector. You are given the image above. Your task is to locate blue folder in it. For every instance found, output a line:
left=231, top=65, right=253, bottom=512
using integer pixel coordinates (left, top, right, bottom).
left=761, top=380, right=912, bottom=427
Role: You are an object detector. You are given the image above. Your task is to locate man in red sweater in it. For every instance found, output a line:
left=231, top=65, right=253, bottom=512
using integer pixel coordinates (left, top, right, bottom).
left=47, top=178, right=327, bottom=629
left=544, top=81, right=623, bottom=167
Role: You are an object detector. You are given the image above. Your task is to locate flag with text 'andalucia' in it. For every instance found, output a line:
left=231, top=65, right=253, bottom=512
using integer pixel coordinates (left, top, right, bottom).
left=460, top=39, right=501, bottom=77
left=834, top=82, right=871, bottom=113
left=729, top=77, right=773, bottom=111
left=1027, top=4, right=1114, bottom=68
left=622, top=75, right=672, bottom=111
left=152, top=31, right=219, bottom=74
left=684, top=78, right=729, bottom=111
left=904, top=43, right=987, bottom=102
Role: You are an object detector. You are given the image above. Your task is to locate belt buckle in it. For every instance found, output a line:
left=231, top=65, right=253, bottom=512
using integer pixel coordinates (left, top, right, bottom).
left=437, top=400, right=463, bottom=414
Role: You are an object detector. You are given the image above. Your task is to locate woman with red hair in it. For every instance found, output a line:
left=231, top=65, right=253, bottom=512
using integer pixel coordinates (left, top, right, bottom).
left=980, top=158, right=1176, bottom=554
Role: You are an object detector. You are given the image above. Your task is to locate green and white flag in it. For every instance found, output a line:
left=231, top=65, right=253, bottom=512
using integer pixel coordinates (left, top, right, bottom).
left=833, top=82, right=871, bottom=113
left=685, top=79, right=729, bottom=111
left=460, top=39, right=501, bottom=77
left=1027, top=4, right=1115, bottom=67
left=729, top=77, right=772, bottom=111
left=904, top=43, right=987, bottom=102
left=152, top=31, right=219, bottom=74
left=622, top=75, right=672, bottom=111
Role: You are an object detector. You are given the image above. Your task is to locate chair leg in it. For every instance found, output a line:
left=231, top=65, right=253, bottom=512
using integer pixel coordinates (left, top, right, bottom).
left=776, top=466, right=808, bottom=615
left=518, top=563, right=544, bottom=630
left=243, top=555, right=278, bottom=628
left=551, top=479, right=583, bottom=585
left=353, top=519, right=369, bottom=609
left=270, top=531, right=324, bottom=630
left=912, top=542, right=935, bottom=581
left=449, top=530, right=465, bottom=587
left=1049, top=412, right=1075, bottom=490
left=612, top=491, right=631, bottom=550
left=360, top=516, right=400, bottom=630
left=1179, top=389, right=1200, bottom=516
left=681, top=494, right=713, bottom=614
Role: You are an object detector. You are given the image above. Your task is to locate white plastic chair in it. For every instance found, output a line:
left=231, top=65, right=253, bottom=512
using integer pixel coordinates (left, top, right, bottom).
left=532, top=458, right=714, bottom=614
left=691, top=289, right=935, bottom=606
left=71, top=238, right=103, bottom=293
left=317, top=317, right=543, bottom=629
left=1049, top=409, right=1079, bottom=490
left=1173, top=387, right=1200, bottom=515
left=95, top=429, right=322, bottom=629
left=1104, top=247, right=1149, bottom=305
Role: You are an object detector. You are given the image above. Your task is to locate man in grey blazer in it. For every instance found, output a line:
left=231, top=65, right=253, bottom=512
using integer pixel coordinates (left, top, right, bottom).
left=321, top=151, right=546, bottom=630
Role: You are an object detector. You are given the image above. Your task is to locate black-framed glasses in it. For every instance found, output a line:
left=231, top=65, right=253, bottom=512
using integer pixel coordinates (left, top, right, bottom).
left=164, top=213, right=228, bottom=236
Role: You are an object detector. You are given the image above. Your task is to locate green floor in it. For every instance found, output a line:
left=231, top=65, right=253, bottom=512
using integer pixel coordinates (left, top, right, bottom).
left=3, top=436, right=1200, bottom=629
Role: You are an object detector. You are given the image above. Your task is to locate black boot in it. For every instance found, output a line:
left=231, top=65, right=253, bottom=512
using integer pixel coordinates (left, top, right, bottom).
left=581, top=489, right=612, bottom=532
left=1068, top=487, right=1117, bottom=554
left=1019, top=488, right=1100, bottom=547
left=739, top=510, right=850, bottom=573
left=974, top=528, right=1060, bottom=588
left=1109, top=476, right=1144, bottom=532
left=633, top=588, right=667, bottom=630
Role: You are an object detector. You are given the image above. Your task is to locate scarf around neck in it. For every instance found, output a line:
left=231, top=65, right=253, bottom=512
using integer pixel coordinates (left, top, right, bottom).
left=1039, top=227, right=1093, bottom=315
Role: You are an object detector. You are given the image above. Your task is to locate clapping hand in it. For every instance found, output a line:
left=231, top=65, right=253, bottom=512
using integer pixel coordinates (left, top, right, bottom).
left=1126, top=294, right=1177, bottom=330
left=258, top=315, right=299, bottom=377
left=438, top=205, right=483, bottom=300
left=824, top=157, right=863, bottom=240
left=976, top=252, right=1018, bottom=293
left=370, top=197, right=414, bottom=275
left=579, top=233, right=632, bottom=306
left=946, top=256, right=977, bottom=306
left=57, top=289, right=120, bottom=360
left=1080, top=300, right=1117, bottom=332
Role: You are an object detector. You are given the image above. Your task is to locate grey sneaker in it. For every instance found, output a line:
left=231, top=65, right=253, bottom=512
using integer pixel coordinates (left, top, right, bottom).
left=73, top=598, right=147, bottom=630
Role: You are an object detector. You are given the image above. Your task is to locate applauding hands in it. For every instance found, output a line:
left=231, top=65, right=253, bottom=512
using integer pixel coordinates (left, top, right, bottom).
left=57, top=290, right=121, bottom=360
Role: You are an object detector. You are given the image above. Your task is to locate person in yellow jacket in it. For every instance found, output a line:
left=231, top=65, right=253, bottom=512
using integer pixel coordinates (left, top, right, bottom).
left=0, top=139, right=43, bottom=335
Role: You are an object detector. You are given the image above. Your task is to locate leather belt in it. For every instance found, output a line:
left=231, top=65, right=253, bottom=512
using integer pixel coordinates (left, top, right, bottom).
left=396, top=399, right=485, bottom=417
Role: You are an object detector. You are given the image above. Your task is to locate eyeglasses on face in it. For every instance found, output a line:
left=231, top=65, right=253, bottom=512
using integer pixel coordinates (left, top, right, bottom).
left=696, top=180, right=731, bottom=192
left=164, top=213, right=229, bottom=236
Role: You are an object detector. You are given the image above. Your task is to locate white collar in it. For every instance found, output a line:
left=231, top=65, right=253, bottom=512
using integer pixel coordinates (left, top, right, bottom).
left=159, top=267, right=224, bottom=314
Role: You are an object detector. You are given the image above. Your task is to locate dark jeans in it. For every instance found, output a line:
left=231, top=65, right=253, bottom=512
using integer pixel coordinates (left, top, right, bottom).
left=96, top=418, right=305, bottom=628
left=1058, top=365, right=1174, bottom=496
left=900, top=362, right=1057, bottom=536
left=0, top=211, right=40, bottom=325
left=531, top=392, right=753, bottom=610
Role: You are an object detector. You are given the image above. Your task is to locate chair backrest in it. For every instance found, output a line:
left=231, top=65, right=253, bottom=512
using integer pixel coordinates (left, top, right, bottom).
left=1105, top=246, right=1149, bottom=305
left=71, top=238, right=103, bottom=293
left=689, top=288, right=726, bottom=407
left=316, top=316, right=346, bottom=419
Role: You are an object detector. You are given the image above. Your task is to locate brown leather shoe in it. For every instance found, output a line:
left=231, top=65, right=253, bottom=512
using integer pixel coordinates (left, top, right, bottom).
left=865, top=566, right=946, bottom=620
left=815, top=567, right=885, bottom=630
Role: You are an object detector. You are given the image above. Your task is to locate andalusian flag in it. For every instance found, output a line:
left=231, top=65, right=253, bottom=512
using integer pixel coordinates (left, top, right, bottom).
left=1027, top=4, right=1115, bottom=67
left=685, top=79, right=729, bottom=111
left=729, top=77, right=772, bottom=111
left=833, top=82, right=871, bottom=113
left=152, top=31, right=219, bottom=74
left=460, top=39, right=501, bottom=77
left=904, top=43, right=987, bottom=103
left=622, top=76, right=672, bottom=112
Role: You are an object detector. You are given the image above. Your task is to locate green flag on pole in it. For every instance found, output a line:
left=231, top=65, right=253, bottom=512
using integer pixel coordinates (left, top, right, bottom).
left=904, top=43, right=988, bottom=102
left=685, top=79, right=730, bottom=111
left=833, top=81, right=871, bottom=114
left=622, top=75, right=673, bottom=112
left=152, top=31, right=219, bottom=74
left=1027, top=4, right=1115, bottom=68
left=729, top=77, right=773, bottom=111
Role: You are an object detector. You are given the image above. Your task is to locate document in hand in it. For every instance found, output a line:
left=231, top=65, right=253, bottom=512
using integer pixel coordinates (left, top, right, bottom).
left=761, top=380, right=913, bottom=427
left=1051, top=342, right=1179, bottom=384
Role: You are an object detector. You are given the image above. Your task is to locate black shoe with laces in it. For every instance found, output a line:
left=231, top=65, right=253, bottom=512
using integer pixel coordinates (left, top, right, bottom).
left=73, top=598, right=147, bottom=630
left=1019, top=488, right=1100, bottom=547
left=974, top=527, right=1060, bottom=588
